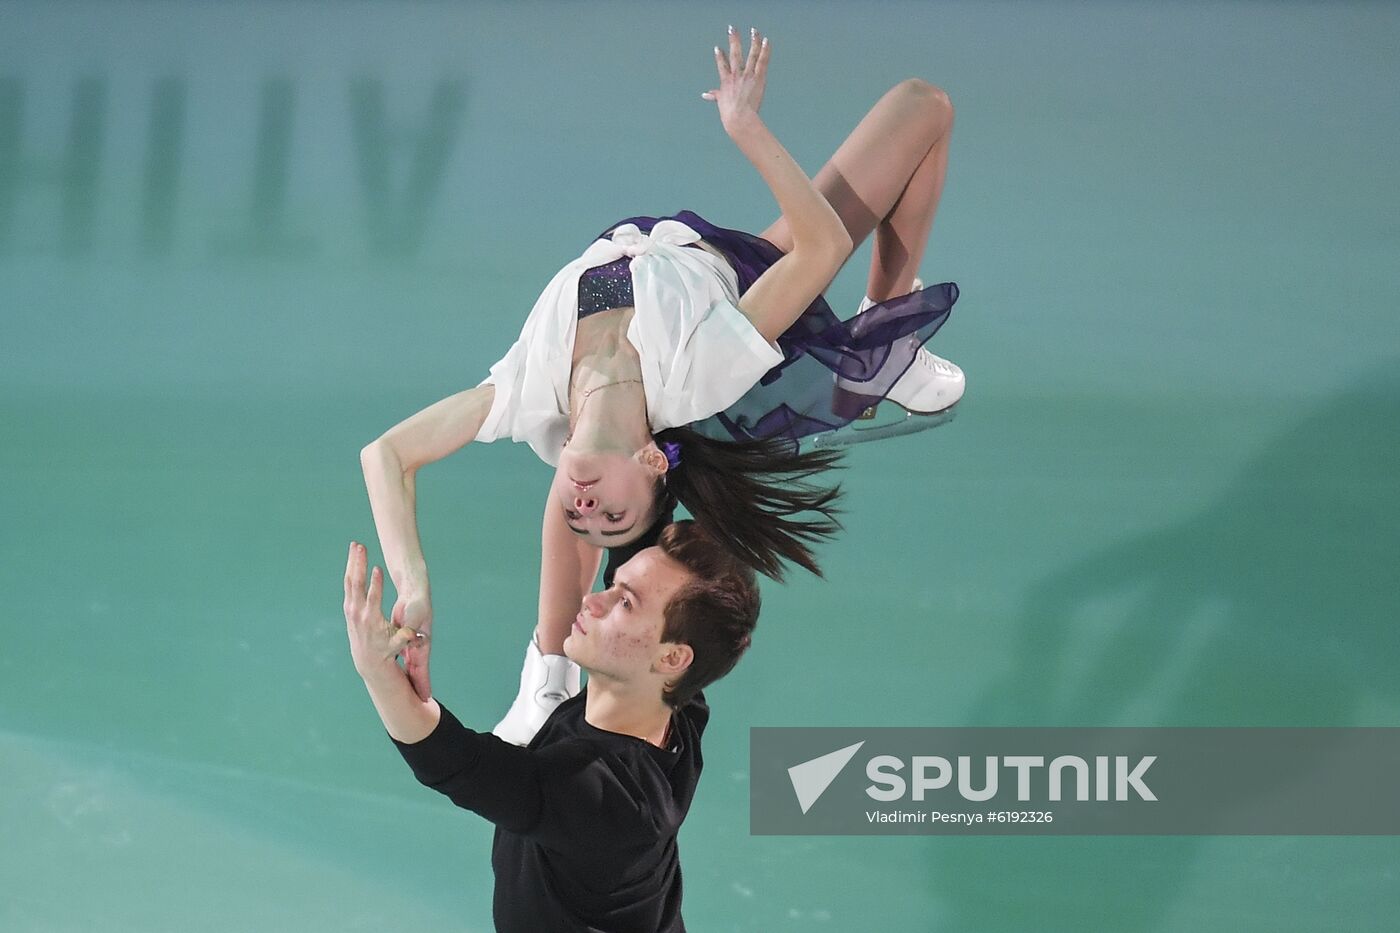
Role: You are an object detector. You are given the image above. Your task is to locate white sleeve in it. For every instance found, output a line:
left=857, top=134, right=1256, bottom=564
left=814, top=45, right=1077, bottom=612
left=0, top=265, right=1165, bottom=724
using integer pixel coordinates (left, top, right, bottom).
left=475, top=339, right=525, bottom=443
left=472, top=263, right=580, bottom=465
left=655, top=296, right=785, bottom=429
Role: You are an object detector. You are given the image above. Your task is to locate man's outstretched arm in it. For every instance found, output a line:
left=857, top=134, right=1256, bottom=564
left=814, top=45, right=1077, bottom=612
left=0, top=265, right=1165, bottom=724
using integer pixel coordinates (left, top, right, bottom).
left=344, top=541, right=440, bottom=743
left=342, top=540, right=640, bottom=853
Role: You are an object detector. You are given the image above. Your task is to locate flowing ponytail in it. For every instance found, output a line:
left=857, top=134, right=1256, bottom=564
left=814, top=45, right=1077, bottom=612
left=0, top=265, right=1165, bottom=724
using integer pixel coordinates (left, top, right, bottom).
left=601, top=428, right=844, bottom=585
left=609, top=427, right=845, bottom=585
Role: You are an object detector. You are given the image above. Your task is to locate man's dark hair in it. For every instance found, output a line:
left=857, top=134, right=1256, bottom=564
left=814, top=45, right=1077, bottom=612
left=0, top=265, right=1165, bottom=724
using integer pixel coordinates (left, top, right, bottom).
left=654, top=520, right=761, bottom=709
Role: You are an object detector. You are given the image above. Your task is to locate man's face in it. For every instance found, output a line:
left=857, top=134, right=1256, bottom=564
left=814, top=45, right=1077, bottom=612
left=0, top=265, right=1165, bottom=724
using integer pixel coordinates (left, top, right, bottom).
left=562, top=546, right=693, bottom=686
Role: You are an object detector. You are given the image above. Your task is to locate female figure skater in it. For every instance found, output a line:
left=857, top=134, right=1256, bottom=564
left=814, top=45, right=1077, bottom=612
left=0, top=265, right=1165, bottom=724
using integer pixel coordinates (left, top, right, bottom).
left=360, top=26, right=963, bottom=741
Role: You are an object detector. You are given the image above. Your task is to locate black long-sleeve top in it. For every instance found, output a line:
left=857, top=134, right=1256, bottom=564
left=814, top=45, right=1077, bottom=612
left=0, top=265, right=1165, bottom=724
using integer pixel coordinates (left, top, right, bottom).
left=391, top=689, right=708, bottom=932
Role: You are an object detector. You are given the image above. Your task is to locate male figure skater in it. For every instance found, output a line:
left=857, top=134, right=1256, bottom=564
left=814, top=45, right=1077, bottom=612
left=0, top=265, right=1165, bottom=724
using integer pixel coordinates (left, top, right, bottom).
left=342, top=520, right=760, bottom=932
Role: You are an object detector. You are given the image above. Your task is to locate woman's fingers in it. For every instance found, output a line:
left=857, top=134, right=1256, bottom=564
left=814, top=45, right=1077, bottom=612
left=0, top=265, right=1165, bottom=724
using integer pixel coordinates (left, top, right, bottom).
left=713, top=27, right=766, bottom=87
left=408, top=664, right=432, bottom=702
left=405, top=649, right=433, bottom=701
left=745, top=28, right=762, bottom=74
left=389, top=624, right=421, bottom=656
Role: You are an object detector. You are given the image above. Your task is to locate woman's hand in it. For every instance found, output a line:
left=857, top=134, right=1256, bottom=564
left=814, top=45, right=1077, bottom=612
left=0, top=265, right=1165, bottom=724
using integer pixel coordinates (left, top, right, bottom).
left=344, top=542, right=425, bottom=682
left=702, top=25, right=771, bottom=134
left=392, top=590, right=434, bottom=700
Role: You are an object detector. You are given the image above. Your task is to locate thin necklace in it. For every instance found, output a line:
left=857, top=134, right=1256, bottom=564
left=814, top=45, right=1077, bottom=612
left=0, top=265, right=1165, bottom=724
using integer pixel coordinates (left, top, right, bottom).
left=566, top=378, right=643, bottom=444
left=576, top=377, right=642, bottom=401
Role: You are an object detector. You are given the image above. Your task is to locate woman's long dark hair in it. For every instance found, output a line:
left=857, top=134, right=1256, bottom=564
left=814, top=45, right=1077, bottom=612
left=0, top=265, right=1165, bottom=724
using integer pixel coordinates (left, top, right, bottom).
left=603, top=426, right=844, bottom=586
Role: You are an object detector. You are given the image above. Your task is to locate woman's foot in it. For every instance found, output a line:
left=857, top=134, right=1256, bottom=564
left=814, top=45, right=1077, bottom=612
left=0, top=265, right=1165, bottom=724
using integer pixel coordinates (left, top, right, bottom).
left=837, top=278, right=965, bottom=415
left=492, top=636, right=582, bottom=746
left=885, top=339, right=965, bottom=414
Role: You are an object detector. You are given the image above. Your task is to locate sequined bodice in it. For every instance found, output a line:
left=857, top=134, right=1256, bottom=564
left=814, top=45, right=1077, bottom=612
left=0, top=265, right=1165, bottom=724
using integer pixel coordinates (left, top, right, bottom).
left=577, top=241, right=718, bottom=318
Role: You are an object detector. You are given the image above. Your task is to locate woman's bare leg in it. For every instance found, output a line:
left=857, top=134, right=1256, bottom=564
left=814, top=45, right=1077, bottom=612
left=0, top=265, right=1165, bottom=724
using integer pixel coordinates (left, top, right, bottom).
left=757, top=78, right=954, bottom=303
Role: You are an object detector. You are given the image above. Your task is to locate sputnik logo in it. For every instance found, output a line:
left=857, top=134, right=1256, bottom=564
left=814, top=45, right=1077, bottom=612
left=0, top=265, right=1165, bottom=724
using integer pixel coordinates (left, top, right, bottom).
left=787, top=741, right=865, bottom=814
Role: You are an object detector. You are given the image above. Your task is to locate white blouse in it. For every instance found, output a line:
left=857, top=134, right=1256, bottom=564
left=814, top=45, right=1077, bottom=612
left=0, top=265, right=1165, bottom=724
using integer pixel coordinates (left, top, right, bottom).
left=476, top=219, right=784, bottom=466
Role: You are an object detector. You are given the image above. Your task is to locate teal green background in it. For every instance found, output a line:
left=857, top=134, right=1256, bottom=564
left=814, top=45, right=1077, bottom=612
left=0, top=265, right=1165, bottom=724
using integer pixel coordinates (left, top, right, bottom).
left=3, top=1, right=1397, bottom=930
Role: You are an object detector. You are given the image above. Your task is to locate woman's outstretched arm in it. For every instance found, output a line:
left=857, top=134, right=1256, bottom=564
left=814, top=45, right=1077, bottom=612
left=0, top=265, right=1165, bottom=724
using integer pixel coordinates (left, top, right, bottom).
left=536, top=491, right=604, bottom=655
left=360, top=383, right=495, bottom=699
left=703, top=27, right=852, bottom=342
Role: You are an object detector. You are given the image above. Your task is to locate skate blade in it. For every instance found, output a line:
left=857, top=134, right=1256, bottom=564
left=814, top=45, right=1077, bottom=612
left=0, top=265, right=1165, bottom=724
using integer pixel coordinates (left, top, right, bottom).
left=806, top=402, right=958, bottom=449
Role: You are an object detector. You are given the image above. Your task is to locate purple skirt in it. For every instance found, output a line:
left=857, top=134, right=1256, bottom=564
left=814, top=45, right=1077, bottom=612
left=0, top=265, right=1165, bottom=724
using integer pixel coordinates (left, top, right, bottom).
left=596, top=209, right=959, bottom=449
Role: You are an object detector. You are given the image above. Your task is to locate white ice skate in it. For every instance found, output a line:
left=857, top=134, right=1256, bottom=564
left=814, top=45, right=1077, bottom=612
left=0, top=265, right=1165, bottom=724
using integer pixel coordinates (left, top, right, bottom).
left=884, top=334, right=965, bottom=414
left=492, top=636, right=582, bottom=747
left=812, top=278, right=965, bottom=449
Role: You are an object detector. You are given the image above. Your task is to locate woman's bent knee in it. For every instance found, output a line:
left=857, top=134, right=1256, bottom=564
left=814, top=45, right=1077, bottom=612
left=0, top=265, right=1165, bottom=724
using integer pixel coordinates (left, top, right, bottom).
left=897, top=78, right=954, bottom=123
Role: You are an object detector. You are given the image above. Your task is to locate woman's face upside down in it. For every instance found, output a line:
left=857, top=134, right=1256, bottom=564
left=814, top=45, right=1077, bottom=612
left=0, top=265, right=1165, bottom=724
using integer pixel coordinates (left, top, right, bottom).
left=552, top=444, right=666, bottom=548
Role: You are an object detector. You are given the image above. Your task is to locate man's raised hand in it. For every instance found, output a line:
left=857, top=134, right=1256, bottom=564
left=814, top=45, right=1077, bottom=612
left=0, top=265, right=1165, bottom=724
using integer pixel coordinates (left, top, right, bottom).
left=343, top=542, right=425, bottom=682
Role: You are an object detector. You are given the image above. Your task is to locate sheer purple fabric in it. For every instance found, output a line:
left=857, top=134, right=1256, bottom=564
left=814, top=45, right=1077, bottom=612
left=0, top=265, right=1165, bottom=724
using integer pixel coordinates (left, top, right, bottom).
left=594, top=210, right=959, bottom=450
